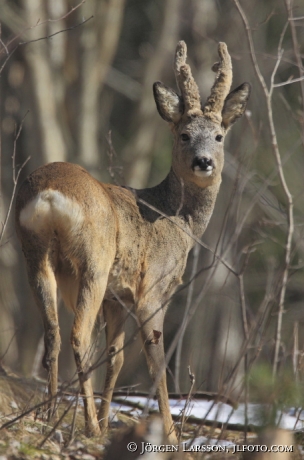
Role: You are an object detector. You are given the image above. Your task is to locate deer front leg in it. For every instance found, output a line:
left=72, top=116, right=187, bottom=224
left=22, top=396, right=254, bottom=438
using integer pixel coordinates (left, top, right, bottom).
left=137, top=306, right=177, bottom=444
left=98, top=299, right=126, bottom=432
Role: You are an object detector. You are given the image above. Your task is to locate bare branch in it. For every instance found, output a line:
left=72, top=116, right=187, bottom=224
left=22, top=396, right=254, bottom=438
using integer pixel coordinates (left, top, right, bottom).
left=274, top=75, right=304, bottom=88
left=178, top=365, right=195, bottom=441
left=233, top=0, right=294, bottom=378
left=19, top=15, right=93, bottom=46
left=38, top=398, right=75, bottom=448
left=0, top=0, right=87, bottom=56
left=0, top=23, right=9, bottom=55
left=0, top=112, right=30, bottom=247
left=288, top=15, right=304, bottom=20
left=174, top=243, right=200, bottom=392
left=285, top=0, right=304, bottom=120
left=0, top=16, right=93, bottom=76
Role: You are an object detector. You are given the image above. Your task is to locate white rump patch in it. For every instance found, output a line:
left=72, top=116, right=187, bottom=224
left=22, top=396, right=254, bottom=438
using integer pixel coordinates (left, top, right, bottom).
left=19, top=190, right=84, bottom=233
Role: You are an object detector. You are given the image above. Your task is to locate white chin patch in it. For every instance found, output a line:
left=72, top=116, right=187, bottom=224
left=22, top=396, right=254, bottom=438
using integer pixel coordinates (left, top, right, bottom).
left=193, top=165, right=213, bottom=177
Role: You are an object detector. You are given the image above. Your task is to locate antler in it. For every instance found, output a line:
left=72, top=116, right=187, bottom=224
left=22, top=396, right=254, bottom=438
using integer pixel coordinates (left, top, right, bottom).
left=174, top=41, right=202, bottom=118
left=203, top=42, right=232, bottom=123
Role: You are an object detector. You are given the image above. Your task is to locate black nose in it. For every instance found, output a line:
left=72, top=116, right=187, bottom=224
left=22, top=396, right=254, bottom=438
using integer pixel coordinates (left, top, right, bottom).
left=192, top=157, right=213, bottom=171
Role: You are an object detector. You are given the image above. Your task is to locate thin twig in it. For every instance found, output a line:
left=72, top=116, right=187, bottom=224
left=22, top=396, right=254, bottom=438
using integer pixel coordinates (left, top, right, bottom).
left=233, top=0, right=294, bottom=378
left=0, top=330, right=17, bottom=361
left=178, top=366, right=195, bottom=442
left=18, top=16, right=93, bottom=46
left=293, top=321, right=299, bottom=382
left=288, top=15, right=304, bottom=20
left=69, top=392, right=79, bottom=444
left=0, top=16, right=93, bottom=76
left=224, top=267, right=276, bottom=392
left=285, top=0, right=304, bottom=121
left=0, top=0, right=87, bottom=57
left=293, top=408, right=303, bottom=431
left=0, top=157, right=30, bottom=246
left=109, top=287, right=139, bottom=326
left=218, top=300, right=233, bottom=394
left=38, top=398, right=74, bottom=448
left=106, top=131, right=125, bottom=184
left=239, top=270, right=249, bottom=441
left=0, top=111, right=30, bottom=246
left=0, top=23, right=8, bottom=55
left=274, top=76, right=304, bottom=88
left=174, top=243, right=200, bottom=393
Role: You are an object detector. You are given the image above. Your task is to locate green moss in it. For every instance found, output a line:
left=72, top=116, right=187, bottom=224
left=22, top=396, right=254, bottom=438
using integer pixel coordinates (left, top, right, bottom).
left=248, top=364, right=304, bottom=429
left=19, top=443, right=44, bottom=456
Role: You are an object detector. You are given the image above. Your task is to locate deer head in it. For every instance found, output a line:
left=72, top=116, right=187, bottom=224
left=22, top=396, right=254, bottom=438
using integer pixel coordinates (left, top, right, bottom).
left=153, top=41, right=250, bottom=188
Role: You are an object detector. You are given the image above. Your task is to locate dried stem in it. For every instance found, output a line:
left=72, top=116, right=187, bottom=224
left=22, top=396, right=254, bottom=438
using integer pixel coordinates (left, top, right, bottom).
left=293, top=321, right=299, bottom=382
left=239, top=268, right=249, bottom=441
left=274, top=76, right=304, bottom=88
left=0, top=23, right=8, bottom=56
left=233, top=0, right=294, bottom=377
left=0, top=329, right=17, bottom=361
left=0, top=16, right=93, bottom=76
left=69, top=392, right=79, bottom=444
left=106, top=131, right=125, bottom=185
left=0, top=112, right=30, bottom=246
left=178, top=366, right=195, bottom=442
left=284, top=0, right=304, bottom=122
left=0, top=0, right=87, bottom=57
left=174, top=243, right=200, bottom=392
left=38, top=398, right=74, bottom=448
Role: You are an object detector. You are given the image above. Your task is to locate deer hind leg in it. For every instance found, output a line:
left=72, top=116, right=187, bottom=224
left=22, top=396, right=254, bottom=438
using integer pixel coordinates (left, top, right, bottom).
left=137, top=305, right=177, bottom=444
left=98, top=299, right=126, bottom=432
left=22, top=238, right=60, bottom=421
left=70, top=269, right=110, bottom=437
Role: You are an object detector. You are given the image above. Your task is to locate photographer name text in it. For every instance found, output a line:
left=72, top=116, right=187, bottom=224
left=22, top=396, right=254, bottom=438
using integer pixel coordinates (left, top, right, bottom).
left=126, top=441, right=294, bottom=455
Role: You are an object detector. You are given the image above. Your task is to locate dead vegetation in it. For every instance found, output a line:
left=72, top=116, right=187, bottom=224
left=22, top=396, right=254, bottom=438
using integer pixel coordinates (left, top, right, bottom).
left=0, top=370, right=302, bottom=459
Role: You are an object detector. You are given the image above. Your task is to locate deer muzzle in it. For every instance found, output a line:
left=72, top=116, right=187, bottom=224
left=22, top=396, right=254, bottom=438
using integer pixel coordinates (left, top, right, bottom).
left=192, top=156, right=214, bottom=177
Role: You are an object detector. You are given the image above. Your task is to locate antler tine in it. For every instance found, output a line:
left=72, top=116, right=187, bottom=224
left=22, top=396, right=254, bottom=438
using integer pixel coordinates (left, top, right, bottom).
left=174, top=41, right=187, bottom=90
left=203, top=42, right=232, bottom=122
left=174, top=41, right=202, bottom=117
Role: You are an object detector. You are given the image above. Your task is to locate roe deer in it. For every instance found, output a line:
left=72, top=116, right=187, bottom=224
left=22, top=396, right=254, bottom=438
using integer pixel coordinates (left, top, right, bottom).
left=15, top=41, right=250, bottom=442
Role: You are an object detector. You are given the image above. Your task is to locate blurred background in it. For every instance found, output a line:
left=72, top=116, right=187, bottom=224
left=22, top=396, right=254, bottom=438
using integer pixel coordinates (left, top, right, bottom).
left=1, top=0, right=304, bottom=402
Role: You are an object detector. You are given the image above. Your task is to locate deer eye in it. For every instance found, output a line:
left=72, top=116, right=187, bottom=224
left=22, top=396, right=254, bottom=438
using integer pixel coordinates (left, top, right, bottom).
left=181, top=133, right=190, bottom=141
left=215, top=134, right=223, bottom=142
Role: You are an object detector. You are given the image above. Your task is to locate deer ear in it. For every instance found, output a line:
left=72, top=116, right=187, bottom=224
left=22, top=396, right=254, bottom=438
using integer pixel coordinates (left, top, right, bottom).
left=153, top=82, right=183, bottom=124
left=221, top=82, right=251, bottom=130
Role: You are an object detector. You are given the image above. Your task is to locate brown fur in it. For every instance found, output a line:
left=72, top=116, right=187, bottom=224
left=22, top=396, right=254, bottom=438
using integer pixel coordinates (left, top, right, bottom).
left=15, top=42, right=250, bottom=442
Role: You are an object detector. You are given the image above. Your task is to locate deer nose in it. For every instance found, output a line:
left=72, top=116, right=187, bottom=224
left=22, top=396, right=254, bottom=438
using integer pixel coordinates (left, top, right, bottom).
left=192, top=157, right=214, bottom=171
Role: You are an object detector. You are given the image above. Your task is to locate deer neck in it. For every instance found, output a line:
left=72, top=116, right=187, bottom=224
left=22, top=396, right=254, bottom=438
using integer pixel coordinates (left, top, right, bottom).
left=137, top=168, right=221, bottom=242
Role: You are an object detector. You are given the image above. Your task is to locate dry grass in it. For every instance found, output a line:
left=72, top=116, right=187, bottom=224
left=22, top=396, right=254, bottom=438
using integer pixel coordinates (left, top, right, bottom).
left=0, top=371, right=303, bottom=459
